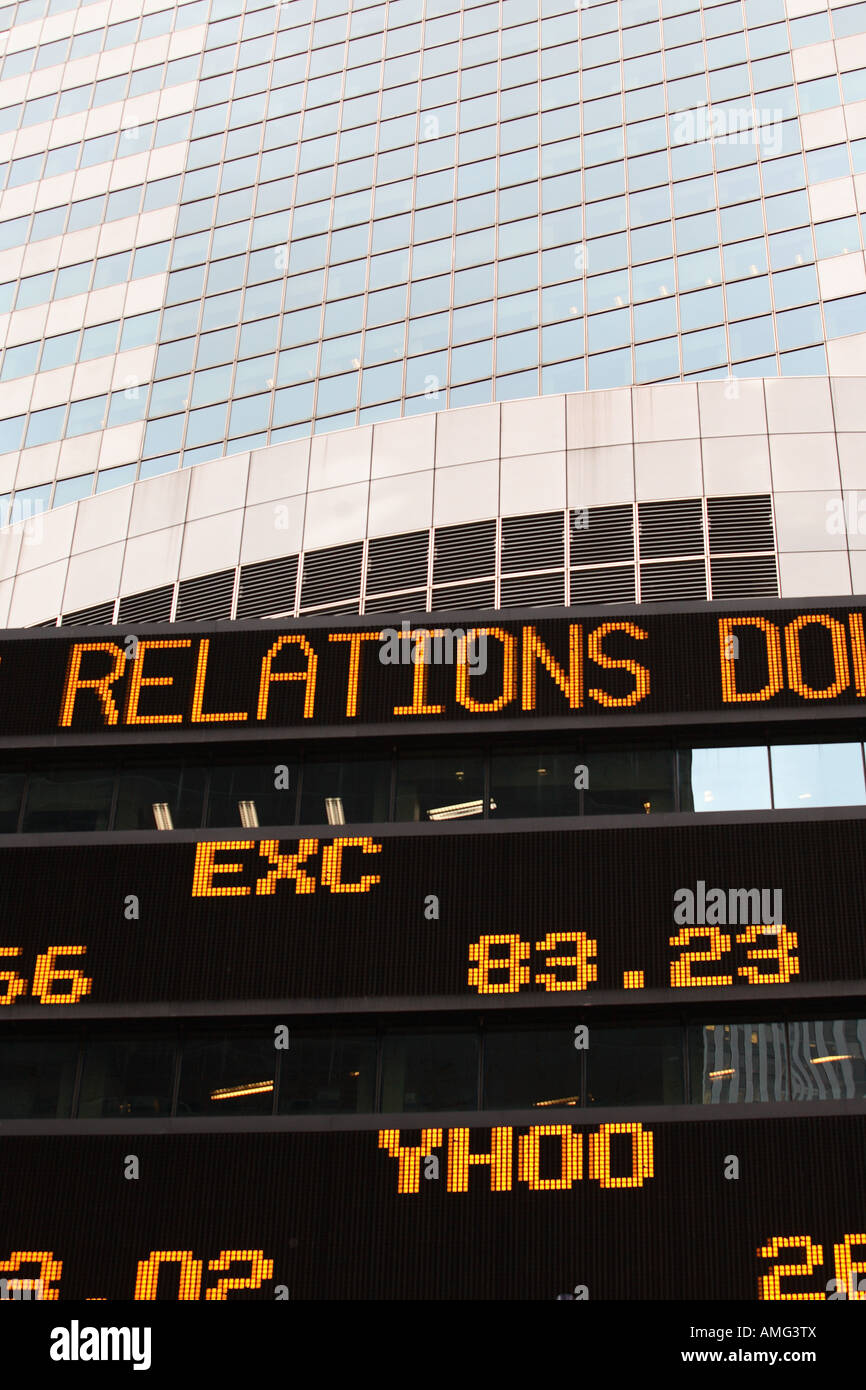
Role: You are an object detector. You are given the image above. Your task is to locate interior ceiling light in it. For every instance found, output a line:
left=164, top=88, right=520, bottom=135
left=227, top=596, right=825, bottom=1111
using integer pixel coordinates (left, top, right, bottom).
left=325, top=797, right=346, bottom=825
left=428, top=799, right=487, bottom=820
left=211, top=1081, right=274, bottom=1100
left=709, top=1069, right=736, bottom=1079
left=534, top=1095, right=579, bottom=1107
left=811, top=1054, right=853, bottom=1064
left=238, top=800, right=259, bottom=827
left=152, top=802, right=173, bottom=830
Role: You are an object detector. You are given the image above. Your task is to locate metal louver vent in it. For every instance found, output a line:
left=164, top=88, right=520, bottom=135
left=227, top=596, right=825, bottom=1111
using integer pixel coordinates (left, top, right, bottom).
left=570, top=566, right=636, bottom=604
left=176, top=570, right=234, bottom=622
left=639, top=559, right=707, bottom=601
left=710, top=554, right=779, bottom=598
left=708, top=495, right=774, bottom=553
left=237, top=555, right=298, bottom=619
left=118, top=586, right=173, bottom=624
left=35, top=617, right=59, bottom=627
left=570, top=505, right=633, bottom=565
left=300, top=542, right=362, bottom=609
left=500, top=573, right=565, bottom=607
left=431, top=580, right=496, bottom=611
left=303, top=599, right=362, bottom=614
left=638, top=499, right=703, bottom=559
left=61, top=602, right=115, bottom=626
left=363, top=590, right=426, bottom=614
left=432, top=520, right=496, bottom=584
left=366, top=531, right=429, bottom=595
left=501, top=512, right=564, bottom=573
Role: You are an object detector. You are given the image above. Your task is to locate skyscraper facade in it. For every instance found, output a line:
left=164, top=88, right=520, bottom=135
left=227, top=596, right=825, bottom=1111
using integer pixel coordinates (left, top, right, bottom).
left=0, top=0, right=863, bottom=623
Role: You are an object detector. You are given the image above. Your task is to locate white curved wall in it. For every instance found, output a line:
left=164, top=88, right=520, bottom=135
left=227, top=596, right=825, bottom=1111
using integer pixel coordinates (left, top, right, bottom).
left=1, top=374, right=866, bottom=625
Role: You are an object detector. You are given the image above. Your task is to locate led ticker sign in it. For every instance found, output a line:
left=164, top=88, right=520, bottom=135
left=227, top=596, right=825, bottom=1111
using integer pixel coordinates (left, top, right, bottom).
left=3, top=605, right=866, bottom=740
left=0, top=819, right=864, bottom=1008
left=0, top=1118, right=863, bottom=1299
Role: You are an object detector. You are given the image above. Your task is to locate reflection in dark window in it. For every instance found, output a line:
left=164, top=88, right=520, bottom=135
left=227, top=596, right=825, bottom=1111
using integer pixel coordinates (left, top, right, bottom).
left=21, top=768, right=114, bottom=832
left=789, top=1019, right=866, bottom=1100
left=78, top=1036, right=175, bottom=1117
left=483, top=1026, right=580, bottom=1108
left=381, top=1031, right=478, bottom=1111
left=587, top=1026, right=683, bottom=1106
left=178, top=1031, right=276, bottom=1115
left=0, top=1037, right=77, bottom=1118
left=115, top=766, right=206, bottom=829
left=207, top=762, right=298, bottom=828
left=278, top=1033, right=376, bottom=1114
left=690, top=1023, right=788, bottom=1104
left=395, top=755, right=485, bottom=821
left=489, top=751, right=581, bottom=818
left=0, top=771, right=24, bottom=831
left=583, top=748, right=675, bottom=814
left=299, top=758, right=390, bottom=824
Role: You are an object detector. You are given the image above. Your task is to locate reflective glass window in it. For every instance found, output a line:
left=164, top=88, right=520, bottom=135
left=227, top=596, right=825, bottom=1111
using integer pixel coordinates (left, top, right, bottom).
left=79, top=1036, right=175, bottom=1119
left=680, top=746, right=771, bottom=812
left=789, top=1020, right=866, bottom=1100
left=279, top=1032, right=377, bottom=1114
left=770, top=743, right=866, bottom=808
left=381, top=1031, right=478, bottom=1111
left=691, top=1023, right=788, bottom=1103
left=178, top=1031, right=276, bottom=1116
left=587, top=1026, right=684, bottom=1106
left=483, top=1027, right=581, bottom=1108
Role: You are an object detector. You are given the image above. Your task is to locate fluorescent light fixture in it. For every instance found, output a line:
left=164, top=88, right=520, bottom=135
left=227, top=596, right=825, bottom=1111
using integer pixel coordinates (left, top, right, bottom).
left=709, top=1069, right=736, bottom=1080
left=152, top=802, right=173, bottom=830
left=534, top=1096, right=579, bottom=1107
left=810, top=1054, right=853, bottom=1064
left=325, top=797, right=346, bottom=825
left=211, top=1081, right=274, bottom=1101
left=428, top=799, right=485, bottom=820
left=238, top=800, right=259, bottom=828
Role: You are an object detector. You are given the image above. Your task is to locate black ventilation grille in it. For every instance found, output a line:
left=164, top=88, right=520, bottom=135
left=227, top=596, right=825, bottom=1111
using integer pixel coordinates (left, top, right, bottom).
left=638, top=498, right=703, bottom=559
left=176, top=570, right=234, bottom=622
left=710, top=554, right=779, bottom=597
left=431, top=580, right=496, bottom=611
left=432, top=520, right=496, bottom=583
left=300, top=542, right=363, bottom=609
left=708, top=495, right=775, bottom=553
left=366, top=531, right=429, bottom=594
left=61, top=602, right=115, bottom=625
left=237, top=555, right=298, bottom=619
left=500, top=572, right=565, bottom=607
left=363, top=590, right=426, bottom=614
left=118, top=585, right=173, bottom=624
left=639, top=558, right=707, bottom=601
left=570, top=504, right=633, bottom=564
left=27, top=497, right=786, bottom=628
left=570, top=566, right=636, bottom=604
left=501, top=512, right=564, bottom=573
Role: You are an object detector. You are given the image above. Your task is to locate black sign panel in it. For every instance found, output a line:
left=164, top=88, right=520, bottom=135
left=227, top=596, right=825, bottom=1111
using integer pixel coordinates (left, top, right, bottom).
left=2, top=603, right=866, bottom=741
left=0, top=1118, right=863, bottom=1299
left=2, top=818, right=865, bottom=1010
